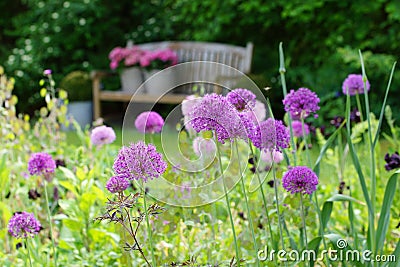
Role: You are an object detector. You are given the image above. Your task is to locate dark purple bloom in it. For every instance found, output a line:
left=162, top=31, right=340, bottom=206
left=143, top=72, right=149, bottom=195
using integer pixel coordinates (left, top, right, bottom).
left=28, top=152, right=56, bottom=176
left=106, top=175, right=130, bottom=193
left=384, top=152, right=400, bottom=171
left=330, top=116, right=345, bottom=128
left=135, top=111, right=164, bottom=134
left=342, top=74, right=370, bottom=96
left=282, top=166, right=319, bottom=195
left=90, top=125, right=116, bottom=146
left=189, top=93, right=250, bottom=143
left=113, top=141, right=167, bottom=182
left=226, top=88, right=256, bottom=112
left=8, top=212, right=41, bottom=238
left=350, top=108, right=361, bottom=123
left=283, top=88, right=320, bottom=119
left=291, top=120, right=310, bottom=137
left=250, top=118, right=290, bottom=152
left=28, top=189, right=41, bottom=200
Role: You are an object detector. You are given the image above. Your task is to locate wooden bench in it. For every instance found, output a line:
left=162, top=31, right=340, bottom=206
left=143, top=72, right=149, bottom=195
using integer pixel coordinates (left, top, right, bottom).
left=91, top=41, right=253, bottom=120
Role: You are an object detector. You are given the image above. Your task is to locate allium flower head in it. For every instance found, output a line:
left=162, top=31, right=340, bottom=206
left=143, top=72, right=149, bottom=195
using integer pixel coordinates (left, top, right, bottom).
left=250, top=118, right=290, bottom=152
left=113, top=141, right=167, bottom=182
left=8, top=212, right=41, bottom=238
left=106, top=175, right=130, bottom=193
left=192, top=136, right=216, bottom=157
left=90, top=125, right=116, bottom=146
left=282, top=166, right=319, bottom=195
left=181, top=95, right=201, bottom=116
left=135, top=111, right=164, bottom=134
left=43, top=69, right=52, bottom=75
left=292, top=120, right=310, bottom=137
left=189, top=93, right=250, bottom=143
left=28, top=152, right=56, bottom=176
left=226, top=88, right=256, bottom=112
left=260, top=149, right=284, bottom=164
left=342, top=74, right=370, bottom=96
left=283, top=88, right=320, bottom=119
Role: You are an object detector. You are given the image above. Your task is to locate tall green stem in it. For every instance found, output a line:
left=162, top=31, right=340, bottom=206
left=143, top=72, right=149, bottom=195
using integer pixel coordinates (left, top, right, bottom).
left=355, top=93, right=364, bottom=122
left=271, top=150, right=285, bottom=252
left=235, top=140, right=259, bottom=266
left=43, top=180, right=57, bottom=267
left=299, top=194, right=308, bottom=249
left=25, top=239, right=33, bottom=267
left=215, top=133, right=240, bottom=265
left=142, top=183, right=156, bottom=266
left=248, top=142, right=275, bottom=249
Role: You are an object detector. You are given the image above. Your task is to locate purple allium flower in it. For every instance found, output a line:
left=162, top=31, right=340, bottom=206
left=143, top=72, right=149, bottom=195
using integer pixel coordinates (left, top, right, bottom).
left=181, top=95, right=201, bottom=116
left=260, top=149, right=284, bottom=164
left=192, top=136, right=216, bottom=156
left=291, top=120, right=310, bottom=137
left=283, top=88, right=320, bottom=119
left=350, top=108, right=361, bottom=123
left=188, top=93, right=249, bottom=143
left=226, top=88, right=256, bottom=112
left=384, top=152, right=400, bottom=171
left=135, top=111, right=164, bottom=134
left=8, top=212, right=41, bottom=238
left=43, top=69, right=52, bottom=75
left=342, top=74, right=370, bottom=96
left=28, top=152, right=56, bottom=176
left=282, top=166, right=319, bottom=195
left=250, top=118, right=290, bottom=152
left=113, top=141, right=167, bottom=182
left=106, top=175, right=130, bottom=193
left=90, top=125, right=116, bottom=146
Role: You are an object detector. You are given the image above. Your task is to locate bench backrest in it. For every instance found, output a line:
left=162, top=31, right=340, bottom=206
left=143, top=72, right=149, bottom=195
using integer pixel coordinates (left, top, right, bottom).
left=136, top=41, right=253, bottom=74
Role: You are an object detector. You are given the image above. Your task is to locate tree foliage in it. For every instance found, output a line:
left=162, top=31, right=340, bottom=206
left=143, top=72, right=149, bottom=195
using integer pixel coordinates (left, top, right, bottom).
left=1, top=0, right=399, bottom=118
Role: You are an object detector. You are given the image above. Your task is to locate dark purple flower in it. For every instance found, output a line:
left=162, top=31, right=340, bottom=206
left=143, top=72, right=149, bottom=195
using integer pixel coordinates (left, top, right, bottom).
left=135, top=111, right=164, bottom=134
left=226, top=88, right=256, bottom=112
left=90, top=125, right=116, bottom=146
left=113, top=141, right=167, bottom=182
left=106, top=175, right=130, bottom=193
left=189, top=93, right=250, bottom=143
left=28, top=152, right=56, bottom=176
left=350, top=108, right=361, bottom=123
left=283, top=88, right=320, bottom=119
left=28, top=189, right=41, bottom=200
left=330, top=116, right=345, bottom=128
left=384, top=152, right=400, bottom=171
left=8, top=212, right=41, bottom=238
left=342, top=74, right=370, bottom=96
left=282, top=166, right=319, bottom=195
left=250, top=118, right=290, bottom=152
left=291, top=120, right=310, bottom=137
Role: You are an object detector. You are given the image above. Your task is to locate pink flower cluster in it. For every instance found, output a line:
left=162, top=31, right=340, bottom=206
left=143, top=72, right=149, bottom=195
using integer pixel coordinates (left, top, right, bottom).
left=108, top=46, right=178, bottom=70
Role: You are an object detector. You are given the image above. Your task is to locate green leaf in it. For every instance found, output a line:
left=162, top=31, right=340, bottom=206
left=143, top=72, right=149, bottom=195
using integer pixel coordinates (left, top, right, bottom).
left=58, top=180, right=78, bottom=196
left=321, top=201, right=332, bottom=231
left=373, top=62, right=397, bottom=148
left=62, top=218, right=81, bottom=231
left=325, top=234, right=364, bottom=267
left=326, top=194, right=364, bottom=204
left=375, top=173, right=398, bottom=253
left=58, top=166, right=77, bottom=182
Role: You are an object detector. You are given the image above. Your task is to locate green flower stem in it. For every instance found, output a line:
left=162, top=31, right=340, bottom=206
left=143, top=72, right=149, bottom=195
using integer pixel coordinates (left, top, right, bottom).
left=279, top=43, right=297, bottom=166
left=271, top=150, right=286, bottom=253
left=142, top=183, right=156, bottom=266
left=25, top=239, right=33, bottom=267
left=300, top=118, right=311, bottom=167
left=248, top=142, right=275, bottom=249
left=234, top=140, right=259, bottom=266
left=43, top=180, right=57, bottom=267
left=214, top=133, right=240, bottom=265
left=355, top=93, right=364, bottom=122
left=312, top=193, right=330, bottom=267
left=299, top=194, right=308, bottom=250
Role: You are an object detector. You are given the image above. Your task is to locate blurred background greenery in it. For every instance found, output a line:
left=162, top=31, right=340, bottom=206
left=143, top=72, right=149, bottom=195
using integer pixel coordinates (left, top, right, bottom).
left=1, top=0, right=399, bottom=126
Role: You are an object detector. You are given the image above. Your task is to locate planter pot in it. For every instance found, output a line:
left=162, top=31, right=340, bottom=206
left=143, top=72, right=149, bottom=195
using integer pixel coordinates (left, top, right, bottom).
left=143, top=69, right=177, bottom=96
left=120, top=67, right=144, bottom=93
left=63, top=101, right=93, bottom=130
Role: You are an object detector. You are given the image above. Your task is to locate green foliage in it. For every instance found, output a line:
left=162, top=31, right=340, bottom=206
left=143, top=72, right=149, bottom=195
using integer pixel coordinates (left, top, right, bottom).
left=59, top=71, right=92, bottom=101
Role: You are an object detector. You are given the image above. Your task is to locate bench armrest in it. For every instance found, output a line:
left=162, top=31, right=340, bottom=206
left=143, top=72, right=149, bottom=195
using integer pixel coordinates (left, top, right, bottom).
left=91, top=70, right=118, bottom=120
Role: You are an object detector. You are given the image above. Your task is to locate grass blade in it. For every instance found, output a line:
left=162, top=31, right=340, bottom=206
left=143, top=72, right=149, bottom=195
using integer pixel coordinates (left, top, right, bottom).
left=375, top=173, right=398, bottom=253
left=373, top=62, right=397, bottom=148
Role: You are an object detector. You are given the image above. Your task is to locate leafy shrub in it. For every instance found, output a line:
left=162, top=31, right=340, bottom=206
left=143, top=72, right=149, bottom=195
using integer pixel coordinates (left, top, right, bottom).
left=59, top=71, right=92, bottom=101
